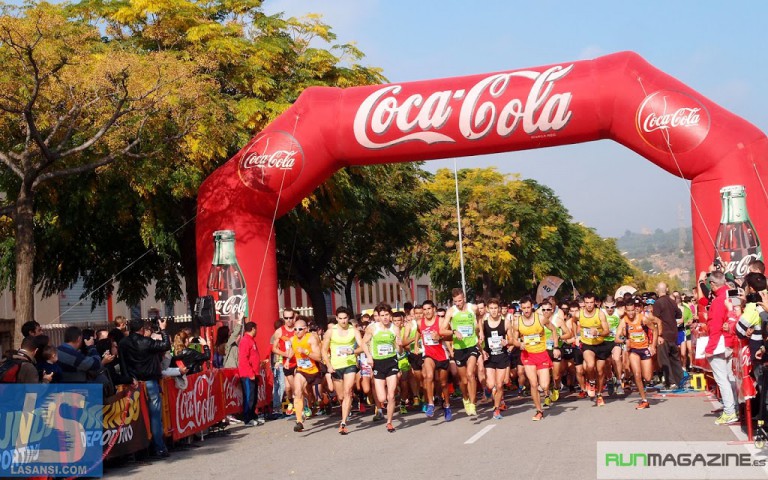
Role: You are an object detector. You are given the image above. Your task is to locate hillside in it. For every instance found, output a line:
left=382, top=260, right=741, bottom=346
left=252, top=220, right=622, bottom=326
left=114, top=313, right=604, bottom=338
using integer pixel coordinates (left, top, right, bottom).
left=615, top=227, right=695, bottom=288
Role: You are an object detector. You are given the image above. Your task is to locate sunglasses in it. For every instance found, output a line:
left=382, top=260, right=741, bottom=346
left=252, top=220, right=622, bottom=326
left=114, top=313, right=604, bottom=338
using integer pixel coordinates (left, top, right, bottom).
left=283, top=316, right=295, bottom=320
left=605, top=306, right=615, bottom=309
left=294, top=327, right=306, bottom=331
left=541, top=308, right=552, bottom=312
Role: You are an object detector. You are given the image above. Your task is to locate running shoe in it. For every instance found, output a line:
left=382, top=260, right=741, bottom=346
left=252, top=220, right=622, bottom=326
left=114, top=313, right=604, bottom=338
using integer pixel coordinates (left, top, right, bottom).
left=550, top=389, right=560, bottom=402
left=468, top=403, right=477, bottom=416
left=413, top=397, right=421, bottom=407
left=635, top=400, right=650, bottom=410
left=499, top=401, right=508, bottom=411
left=227, top=415, right=244, bottom=424
left=373, top=409, right=384, bottom=422
left=532, top=410, right=544, bottom=421
left=422, top=403, right=428, bottom=413
left=607, top=380, right=615, bottom=396
left=444, top=406, right=453, bottom=422
left=715, top=413, right=739, bottom=425
left=578, top=391, right=588, bottom=399
left=256, top=415, right=266, bottom=426
left=462, top=398, right=470, bottom=412
left=339, top=423, right=348, bottom=435
left=595, top=395, right=605, bottom=407
left=359, top=402, right=366, bottom=413
left=517, top=386, right=525, bottom=397
left=399, top=404, right=408, bottom=415
left=616, top=385, right=625, bottom=396
left=294, top=422, right=304, bottom=432
left=303, top=406, right=312, bottom=419
left=425, top=404, right=435, bottom=418
left=493, top=409, right=502, bottom=420
left=285, top=403, right=294, bottom=416
left=587, top=382, right=596, bottom=398
left=543, top=396, right=552, bottom=408
left=387, top=422, right=396, bottom=433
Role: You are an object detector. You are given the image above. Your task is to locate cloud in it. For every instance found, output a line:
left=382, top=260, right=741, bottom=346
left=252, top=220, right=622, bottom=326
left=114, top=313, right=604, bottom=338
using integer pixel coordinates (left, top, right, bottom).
left=578, top=45, right=604, bottom=60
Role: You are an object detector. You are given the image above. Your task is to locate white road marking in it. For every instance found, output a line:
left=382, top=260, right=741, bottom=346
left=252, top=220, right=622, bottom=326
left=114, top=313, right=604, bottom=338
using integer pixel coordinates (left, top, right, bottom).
left=464, top=424, right=496, bottom=444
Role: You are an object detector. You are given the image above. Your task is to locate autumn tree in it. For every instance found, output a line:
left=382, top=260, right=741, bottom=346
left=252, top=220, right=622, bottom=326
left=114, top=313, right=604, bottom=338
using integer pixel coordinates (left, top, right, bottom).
left=0, top=2, right=218, bottom=345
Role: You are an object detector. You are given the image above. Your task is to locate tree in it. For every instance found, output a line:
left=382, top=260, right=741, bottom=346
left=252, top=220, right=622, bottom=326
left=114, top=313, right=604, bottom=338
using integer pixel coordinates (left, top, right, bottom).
left=0, top=2, right=215, bottom=346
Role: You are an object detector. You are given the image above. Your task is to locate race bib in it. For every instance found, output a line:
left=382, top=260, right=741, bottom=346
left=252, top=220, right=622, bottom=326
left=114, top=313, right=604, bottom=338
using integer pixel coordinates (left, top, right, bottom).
left=377, top=344, right=394, bottom=356
left=284, top=341, right=292, bottom=351
left=488, top=336, right=503, bottom=354
left=630, top=332, right=645, bottom=342
left=423, top=332, right=439, bottom=346
left=297, top=358, right=312, bottom=369
left=582, top=329, right=596, bottom=339
left=336, top=346, right=351, bottom=356
left=610, top=328, right=617, bottom=338
left=546, top=338, right=554, bottom=349
left=458, top=325, right=474, bottom=337
left=524, top=334, right=540, bottom=346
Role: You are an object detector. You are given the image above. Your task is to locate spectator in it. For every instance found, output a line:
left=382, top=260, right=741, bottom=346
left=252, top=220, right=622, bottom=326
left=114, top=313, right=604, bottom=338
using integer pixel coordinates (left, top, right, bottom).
left=108, top=327, right=126, bottom=345
left=706, top=271, right=739, bottom=425
left=21, top=320, right=42, bottom=338
left=119, top=317, right=171, bottom=459
left=79, top=328, right=96, bottom=355
left=32, top=334, right=49, bottom=366
left=736, top=272, right=767, bottom=366
left=95, top=329, right=109, bottom=341
left=171, top=331, right=211, bottom=375
left=652, top=282, right=684, bottom=389
left=113, top=315, right=128, bottom=336
left=37, top=345, right=63, bottom=384
left=238, top=322, right=262, bottom=426
left=95, top=338, right=135, bottom=404
left=2, top=337, right=51, bottom=383
left=57, top=326, right=104, bottom=383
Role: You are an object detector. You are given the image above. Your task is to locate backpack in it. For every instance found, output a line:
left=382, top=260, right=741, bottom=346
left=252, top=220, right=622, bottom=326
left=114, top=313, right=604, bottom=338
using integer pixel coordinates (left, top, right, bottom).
left=0, top=358, right=23, bottom=383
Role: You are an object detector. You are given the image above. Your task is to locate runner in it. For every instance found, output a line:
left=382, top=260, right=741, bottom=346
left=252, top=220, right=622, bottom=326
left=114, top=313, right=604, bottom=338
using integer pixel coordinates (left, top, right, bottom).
left=509, top=309, right=526, bottom=396
left=289, top=319, right=322, bottom=432
left=579, top=292, right=611, bottom=406
left=510, top=296, right=558, bottom=421
left=362, top=303, right=402, bottom=433
left=542, top=297, right=572, bottom=405
left=616, top=297, right=658, bottom=409
left=444, top=288, right=480, bottom=416
left=602, top=296, right=624, bottom=396
left=404, top=304, right=424, bottom=409
left=562, top=300, right=586, bottom=396
left=403, top=300, right=453, bottom=421
left=475, top=298, right=489, bottom=404
left=393, top=311, right=412, bottom=414
left=322, top=306, right=363, bottom=435
left=479, top=298, right=510, bottom=419
left=271, top=308, right=297, bottom=416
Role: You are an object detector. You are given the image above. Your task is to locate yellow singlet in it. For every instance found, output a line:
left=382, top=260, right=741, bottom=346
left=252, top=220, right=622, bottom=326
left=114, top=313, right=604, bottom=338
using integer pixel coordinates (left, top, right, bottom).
left=578, top=309, right=604, bottom=345
left=291, top=334, right=319, bottom=374
left=518, top=313, right=546, bottom=354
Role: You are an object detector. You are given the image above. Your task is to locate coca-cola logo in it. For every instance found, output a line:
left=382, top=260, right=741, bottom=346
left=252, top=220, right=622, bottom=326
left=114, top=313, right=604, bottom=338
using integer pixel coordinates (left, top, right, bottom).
left=353, top=65, right=575, bottom=149
left=721, top=253, right=760, bottom=278
left=238, top=131, right=304, bottom=192
left=176, top=373, right=218, bottom=435
left=216, top=294, right=247, bottom=317
left=636, top=90, right=710, bottom=153
left=222, top=374, right=243, bottom=410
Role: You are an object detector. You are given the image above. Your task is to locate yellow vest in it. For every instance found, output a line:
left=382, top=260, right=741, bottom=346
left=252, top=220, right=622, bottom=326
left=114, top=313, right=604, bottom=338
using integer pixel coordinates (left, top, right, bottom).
left=518, top=313, right=546, bottom=354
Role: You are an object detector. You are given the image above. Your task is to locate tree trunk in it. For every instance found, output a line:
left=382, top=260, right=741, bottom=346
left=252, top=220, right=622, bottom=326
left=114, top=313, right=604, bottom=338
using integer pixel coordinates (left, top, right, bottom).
left=178, top=199, right=199, bottom=315
left=303, top=275, right=329, bottom=328
left=482, top=273, right=498, bottom=298
left=13, top=185, right=35, bottom=349
left=344, top=276, right=355, bottom=316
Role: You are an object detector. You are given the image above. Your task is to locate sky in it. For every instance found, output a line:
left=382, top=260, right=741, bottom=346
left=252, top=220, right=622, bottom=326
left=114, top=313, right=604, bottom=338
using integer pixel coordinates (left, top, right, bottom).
left=262, top=0, right=768, bottom=238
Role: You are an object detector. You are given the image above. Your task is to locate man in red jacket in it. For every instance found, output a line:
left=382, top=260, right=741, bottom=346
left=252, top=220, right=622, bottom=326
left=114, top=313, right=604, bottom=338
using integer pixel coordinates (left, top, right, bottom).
left=239, top=322, right=262, bottom=426
left=706, top=272, right=739, bottom=425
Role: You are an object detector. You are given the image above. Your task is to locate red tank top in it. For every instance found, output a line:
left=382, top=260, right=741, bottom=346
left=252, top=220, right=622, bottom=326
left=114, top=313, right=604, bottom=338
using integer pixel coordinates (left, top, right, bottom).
left=279, top=326, right=297, bottom=368
left=420, top=317, right=447, bottom=361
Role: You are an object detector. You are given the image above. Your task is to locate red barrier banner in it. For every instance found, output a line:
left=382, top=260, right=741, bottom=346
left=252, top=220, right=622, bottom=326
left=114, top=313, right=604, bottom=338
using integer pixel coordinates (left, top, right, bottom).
left=219, top=368, right=244, bottom=416
left=165, top=371, right=225, bottom=441
left=103, top=385, right=151, bottom=459
left=257, top=362, right=273, bottom=410
left=733, top=339, right=757, bottom=402
left=691, top=325, right=711, bottom=372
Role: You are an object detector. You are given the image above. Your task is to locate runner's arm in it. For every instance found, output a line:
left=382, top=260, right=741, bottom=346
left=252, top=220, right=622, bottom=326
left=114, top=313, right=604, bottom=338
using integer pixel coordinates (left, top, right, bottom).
left=509, top=321, right=522, bottom=348
left=559, top=319, right=573, bottom=341
left=307, top=336, right=322, bottom=363
left=615, top=320, right=627, bottom=344
left=401, top=322, right=417, bottom=347
left=321, top=329, right=333, bottom=368
left=598, top=311, right=610, bottom=336
left=271, top=330, right=288, bottom=357
left=353, top=328, right=365, bottom=355
left=439, top=315, right=453, bottom=339
left=361, top=325, right=374, bottom=360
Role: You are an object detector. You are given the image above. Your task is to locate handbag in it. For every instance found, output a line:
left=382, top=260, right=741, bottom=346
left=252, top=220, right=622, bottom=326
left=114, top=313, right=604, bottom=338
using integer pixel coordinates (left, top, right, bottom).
left=695, top=334, right=725, bottom=359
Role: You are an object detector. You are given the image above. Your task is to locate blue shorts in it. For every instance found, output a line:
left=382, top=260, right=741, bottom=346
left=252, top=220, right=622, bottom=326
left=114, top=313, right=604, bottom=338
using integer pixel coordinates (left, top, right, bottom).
left=676, top=330, right=685, bottom=346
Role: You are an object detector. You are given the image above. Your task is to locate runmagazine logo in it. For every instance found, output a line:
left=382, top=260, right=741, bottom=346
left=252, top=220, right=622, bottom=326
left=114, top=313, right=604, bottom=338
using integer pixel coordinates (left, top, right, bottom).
left=0, top=384, right=103, bottom=478
left=597, top=441, right=768, bottom=479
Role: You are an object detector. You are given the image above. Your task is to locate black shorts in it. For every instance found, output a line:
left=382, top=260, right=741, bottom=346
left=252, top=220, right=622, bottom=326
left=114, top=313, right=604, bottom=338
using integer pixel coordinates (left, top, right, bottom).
left=298, top=370, right=321, bottom=385
left=630, top=348, right=652, bottom=360
left=547, top=347, right=563, bottom=362
left=331, top=365, right=358, bottom=380
left=508, top=348, right=521, bottom=368
left=284, top=366, right=296, bottom=377
left=485, top=353, right=510, bottom=370
left=372, top=357, right=399, bottom=380
left=454, top=346, right=480, bottom=367
left=562, top=345, right=584, bottom=365
left=581, top=342, right=613, bottom=361
left=407, top=352, right=423, bottom=371
left=424, top=356, right=450, bottom=371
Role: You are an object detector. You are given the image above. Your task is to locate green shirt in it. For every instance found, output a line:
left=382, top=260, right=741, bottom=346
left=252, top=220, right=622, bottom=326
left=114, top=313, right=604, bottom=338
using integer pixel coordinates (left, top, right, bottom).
left=451, top=309, right=478, bottom=349
left=371, top=324, right=397, bottom=360
left=604, top=314, right=621, bottom=342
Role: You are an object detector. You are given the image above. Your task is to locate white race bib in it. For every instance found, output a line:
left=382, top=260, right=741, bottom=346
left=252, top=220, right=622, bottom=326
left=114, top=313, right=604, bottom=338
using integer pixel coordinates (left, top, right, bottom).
left=630, top=332, right=645, bottom=342
left=423, top=332, right=439, bottom=346
left=336, top=346, right=351, bottom=356
left=582, top=329, right=596, bottom=339
left=377, top=344, right=394, bottom=356
left=488, top=336, right=503, bottom=354
left=524, top=334, right=540, bottom=346
left=458, top=325, right=474, bottom=337
left=297, top=358, right=312, bottom=369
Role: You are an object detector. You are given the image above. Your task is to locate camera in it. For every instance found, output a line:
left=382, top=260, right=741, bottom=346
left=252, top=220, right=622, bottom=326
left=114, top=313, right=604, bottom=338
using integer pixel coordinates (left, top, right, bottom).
left=714, top=257, right=724, bottom=271
left=746, top=292, right=762, bottom=304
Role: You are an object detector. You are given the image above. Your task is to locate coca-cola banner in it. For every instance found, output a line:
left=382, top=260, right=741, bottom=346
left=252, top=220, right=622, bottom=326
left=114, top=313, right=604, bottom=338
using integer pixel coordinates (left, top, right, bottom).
left=162, top=371, right=225, bottom=441
left=219, top=368, right=244, bottom=416
left=197, top=51, right=768, bottom=361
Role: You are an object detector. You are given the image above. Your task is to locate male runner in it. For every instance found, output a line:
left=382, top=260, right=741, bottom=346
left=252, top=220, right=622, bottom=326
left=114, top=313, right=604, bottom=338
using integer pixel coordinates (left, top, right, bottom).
left=405, top=304, right=424, bottom=408
left=510, top=296, right=558, bottom=420
left=602, top=296, right=624, bottom=395
left=480, top=298, right=510, bottom=419
left=542, top=297, right=572, bottom=404
left=362, top=303, right=402, bottom=432
left=403, top=300, right=453, bottom=421
left=444, top=288, right=480, bottom=416
left=289, top=319, right=322, bottom=432
left=271, top=308, right=297, bottom=416
left=322, top=306, right=363, bottom=434
left=616, top=298, right=658, bottom=409
left=579, top=292, right=611, bottom=406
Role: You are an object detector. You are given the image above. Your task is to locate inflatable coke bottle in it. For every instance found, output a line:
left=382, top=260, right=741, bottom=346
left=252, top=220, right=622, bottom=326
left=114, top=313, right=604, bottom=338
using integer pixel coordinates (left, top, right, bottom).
left=713, top=185, right=762, bottom=279
left=207, top=230, right=249, bottom=368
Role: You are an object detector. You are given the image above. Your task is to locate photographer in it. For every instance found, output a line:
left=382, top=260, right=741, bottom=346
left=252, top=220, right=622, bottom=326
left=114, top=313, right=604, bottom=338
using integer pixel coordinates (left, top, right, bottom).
left=57, top=326, right=107, bottom=383
left=118, top=317, right=172, bottom=459
left=735, top=272, right=767, bottom=368
left=171, top=331, right=211, bottom=375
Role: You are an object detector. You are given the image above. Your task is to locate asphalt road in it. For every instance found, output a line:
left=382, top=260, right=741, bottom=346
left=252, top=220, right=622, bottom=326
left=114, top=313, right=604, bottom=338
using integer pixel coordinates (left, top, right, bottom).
left=105, top=387, right=765, bottom=480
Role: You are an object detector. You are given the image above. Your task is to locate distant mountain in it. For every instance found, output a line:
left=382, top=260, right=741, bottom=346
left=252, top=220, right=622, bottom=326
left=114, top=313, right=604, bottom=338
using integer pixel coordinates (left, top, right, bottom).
left=615, top=227, right=695, bottom=286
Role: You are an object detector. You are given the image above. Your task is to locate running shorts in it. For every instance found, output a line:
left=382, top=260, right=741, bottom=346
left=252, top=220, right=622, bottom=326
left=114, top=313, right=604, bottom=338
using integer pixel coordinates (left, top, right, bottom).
left=372, top=357, right=399, bottom=380
left=453, top=346, right=480, bottom=367
left=521, top=350, right=552, bottom=370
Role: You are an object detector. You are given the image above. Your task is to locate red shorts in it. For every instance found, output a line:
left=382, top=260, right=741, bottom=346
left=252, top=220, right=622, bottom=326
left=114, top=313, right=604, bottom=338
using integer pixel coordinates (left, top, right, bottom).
left=521, top=350, right=552, bottom=370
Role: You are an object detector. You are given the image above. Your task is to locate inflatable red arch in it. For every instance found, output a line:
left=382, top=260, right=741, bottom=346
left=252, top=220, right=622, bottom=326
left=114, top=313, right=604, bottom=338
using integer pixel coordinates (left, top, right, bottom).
left=197, top=51, right=768, bottom=355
